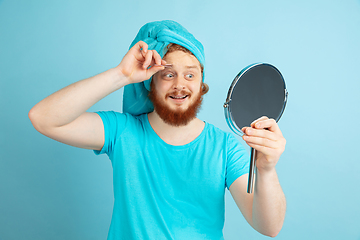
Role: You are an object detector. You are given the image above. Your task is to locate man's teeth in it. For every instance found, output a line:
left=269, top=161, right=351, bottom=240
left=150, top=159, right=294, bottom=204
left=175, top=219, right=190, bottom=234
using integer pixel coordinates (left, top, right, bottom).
left=171, top=95, right=187, bottom=99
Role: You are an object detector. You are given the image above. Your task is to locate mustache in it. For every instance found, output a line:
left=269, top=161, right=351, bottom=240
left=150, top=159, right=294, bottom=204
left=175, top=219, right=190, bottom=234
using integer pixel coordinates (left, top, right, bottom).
left=165, top=90, right=192, bottom=98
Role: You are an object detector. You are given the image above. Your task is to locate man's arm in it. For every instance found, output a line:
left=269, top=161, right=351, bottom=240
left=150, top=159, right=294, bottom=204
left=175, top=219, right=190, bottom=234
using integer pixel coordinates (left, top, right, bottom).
left=228, top=116, right=286, bottom=237
left=28, top=41, right=165, bottom=150
left=28, top=68, right=123, bottom=150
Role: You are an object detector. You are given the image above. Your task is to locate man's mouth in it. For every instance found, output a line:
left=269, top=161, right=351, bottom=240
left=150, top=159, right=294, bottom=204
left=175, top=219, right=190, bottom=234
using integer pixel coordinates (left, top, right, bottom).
left=169, top=95, right=188, bottom=99
left=167, top=90, right=191, bottom=100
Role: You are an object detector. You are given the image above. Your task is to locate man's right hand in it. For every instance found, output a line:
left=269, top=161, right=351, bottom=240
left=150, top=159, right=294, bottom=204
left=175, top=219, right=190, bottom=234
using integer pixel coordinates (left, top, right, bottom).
left=116, top=41, right=166, bottom=85
left=28, top=41, right=166, bottom=151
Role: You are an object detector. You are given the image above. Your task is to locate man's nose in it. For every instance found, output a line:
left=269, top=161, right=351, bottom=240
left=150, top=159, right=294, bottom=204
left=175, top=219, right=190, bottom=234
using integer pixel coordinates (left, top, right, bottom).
left=173, top=76, right=186, bottom=90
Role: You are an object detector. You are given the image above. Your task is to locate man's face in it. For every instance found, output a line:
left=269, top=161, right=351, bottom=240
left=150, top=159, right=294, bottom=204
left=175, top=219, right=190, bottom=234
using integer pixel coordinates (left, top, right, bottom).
left=149, top=50, right=204, bottom=126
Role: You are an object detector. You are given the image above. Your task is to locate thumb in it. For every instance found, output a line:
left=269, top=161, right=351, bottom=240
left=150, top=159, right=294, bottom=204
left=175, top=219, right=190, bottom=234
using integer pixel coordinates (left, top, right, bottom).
left=145, top=65, right=164, bottom=79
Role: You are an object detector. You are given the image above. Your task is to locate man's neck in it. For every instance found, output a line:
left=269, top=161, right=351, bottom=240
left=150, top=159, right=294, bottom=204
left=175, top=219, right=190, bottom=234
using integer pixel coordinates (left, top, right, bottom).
left=147, top=111, right=205, bottom=146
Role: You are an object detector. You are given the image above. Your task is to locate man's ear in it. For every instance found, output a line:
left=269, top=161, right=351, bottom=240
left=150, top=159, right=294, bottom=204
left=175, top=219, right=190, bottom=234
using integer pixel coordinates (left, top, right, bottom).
left=201, top=82, right=209, bottom=95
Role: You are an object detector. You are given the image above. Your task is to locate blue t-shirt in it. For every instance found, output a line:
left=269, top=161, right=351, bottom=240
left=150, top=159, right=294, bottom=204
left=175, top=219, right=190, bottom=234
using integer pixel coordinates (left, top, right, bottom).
left=94, top=111, right=249, bottom=240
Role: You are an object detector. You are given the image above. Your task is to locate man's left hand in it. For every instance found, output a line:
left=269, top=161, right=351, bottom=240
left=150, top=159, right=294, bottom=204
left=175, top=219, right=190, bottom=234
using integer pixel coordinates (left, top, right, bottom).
left=241, top=116, right=286, bottom=173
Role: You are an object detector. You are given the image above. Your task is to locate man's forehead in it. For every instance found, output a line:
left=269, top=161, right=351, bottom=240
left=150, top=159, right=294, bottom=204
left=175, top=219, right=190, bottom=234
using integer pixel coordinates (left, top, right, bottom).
left=163, top=51, right=201, bottom=70
left=166, top=64, right=199, bottom=69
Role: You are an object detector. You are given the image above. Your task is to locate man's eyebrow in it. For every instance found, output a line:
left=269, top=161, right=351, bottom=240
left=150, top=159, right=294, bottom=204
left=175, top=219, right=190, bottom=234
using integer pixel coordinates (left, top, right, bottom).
left=165, top=64, right=200, bottom=70
left=185, top=65, right=200, bottom=69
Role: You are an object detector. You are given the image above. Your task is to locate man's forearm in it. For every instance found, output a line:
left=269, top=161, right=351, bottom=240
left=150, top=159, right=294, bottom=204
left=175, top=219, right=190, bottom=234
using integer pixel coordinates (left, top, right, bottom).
left=29, top=68, right=127, bottom=129
left=252, top=168, right=286, bottom=237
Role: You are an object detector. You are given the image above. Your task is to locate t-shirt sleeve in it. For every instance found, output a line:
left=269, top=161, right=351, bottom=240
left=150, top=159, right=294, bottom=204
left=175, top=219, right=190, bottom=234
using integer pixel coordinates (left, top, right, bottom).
left=93, top=111, right=128, bottom=156
left=225, top=133, right=250, bottom=189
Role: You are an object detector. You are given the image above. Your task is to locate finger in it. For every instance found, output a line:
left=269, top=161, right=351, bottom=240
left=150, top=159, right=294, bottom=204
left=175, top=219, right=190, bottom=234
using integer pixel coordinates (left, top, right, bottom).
left=244, top=142, right=275, bottom=158
left=136, top=41, right=148, bottom=58
left=242, top=135, right=278, bottom=149
left=129, top=41, right=147, bottom=60
left=243, top=127, right=278, bottom=141
left=250, top=116, right=269, bottom=128
left=152, top=50, right=162, bottom=66
left=241, top=126, right=247, bottom=133
left=254, top=118, right=283, bottom=136
left=143, top=50, right=154, bottom=69
left=145, top=65, right=165, bottom=79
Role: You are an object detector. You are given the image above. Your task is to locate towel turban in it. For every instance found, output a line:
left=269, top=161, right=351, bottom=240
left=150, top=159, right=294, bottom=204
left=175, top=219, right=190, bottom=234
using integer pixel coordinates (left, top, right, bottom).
left=122, top=20, right=205, bottom=115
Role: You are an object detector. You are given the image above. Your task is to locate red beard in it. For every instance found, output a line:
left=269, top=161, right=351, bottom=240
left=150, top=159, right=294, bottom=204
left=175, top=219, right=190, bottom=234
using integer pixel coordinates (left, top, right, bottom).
left=148, top=83, right=203, bottom=127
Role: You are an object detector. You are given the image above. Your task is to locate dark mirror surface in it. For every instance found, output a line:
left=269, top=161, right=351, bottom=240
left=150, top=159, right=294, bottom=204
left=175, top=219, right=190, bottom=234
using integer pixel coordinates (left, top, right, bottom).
left=229, top=64, right=286, bottom=130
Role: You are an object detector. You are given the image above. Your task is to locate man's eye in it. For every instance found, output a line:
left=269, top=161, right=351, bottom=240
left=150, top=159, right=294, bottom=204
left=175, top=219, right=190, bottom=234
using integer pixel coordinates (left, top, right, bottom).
left=165, top=73, right=174, bottom=78
left=186, top=74, right=194, bottom=79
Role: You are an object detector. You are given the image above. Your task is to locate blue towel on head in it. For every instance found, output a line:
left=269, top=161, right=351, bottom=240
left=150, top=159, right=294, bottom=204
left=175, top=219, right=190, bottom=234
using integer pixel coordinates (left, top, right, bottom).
left=122, top=20, right=205, bottom=115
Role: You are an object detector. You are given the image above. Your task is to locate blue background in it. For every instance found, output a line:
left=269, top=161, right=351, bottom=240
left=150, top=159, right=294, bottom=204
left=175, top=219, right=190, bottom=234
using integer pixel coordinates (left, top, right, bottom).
left=1, top=0, right=360, bottom=239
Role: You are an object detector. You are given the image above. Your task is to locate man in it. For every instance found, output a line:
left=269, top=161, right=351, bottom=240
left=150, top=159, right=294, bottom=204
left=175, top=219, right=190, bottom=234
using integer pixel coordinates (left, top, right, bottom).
left=29, top=20, right=286, bottom=239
